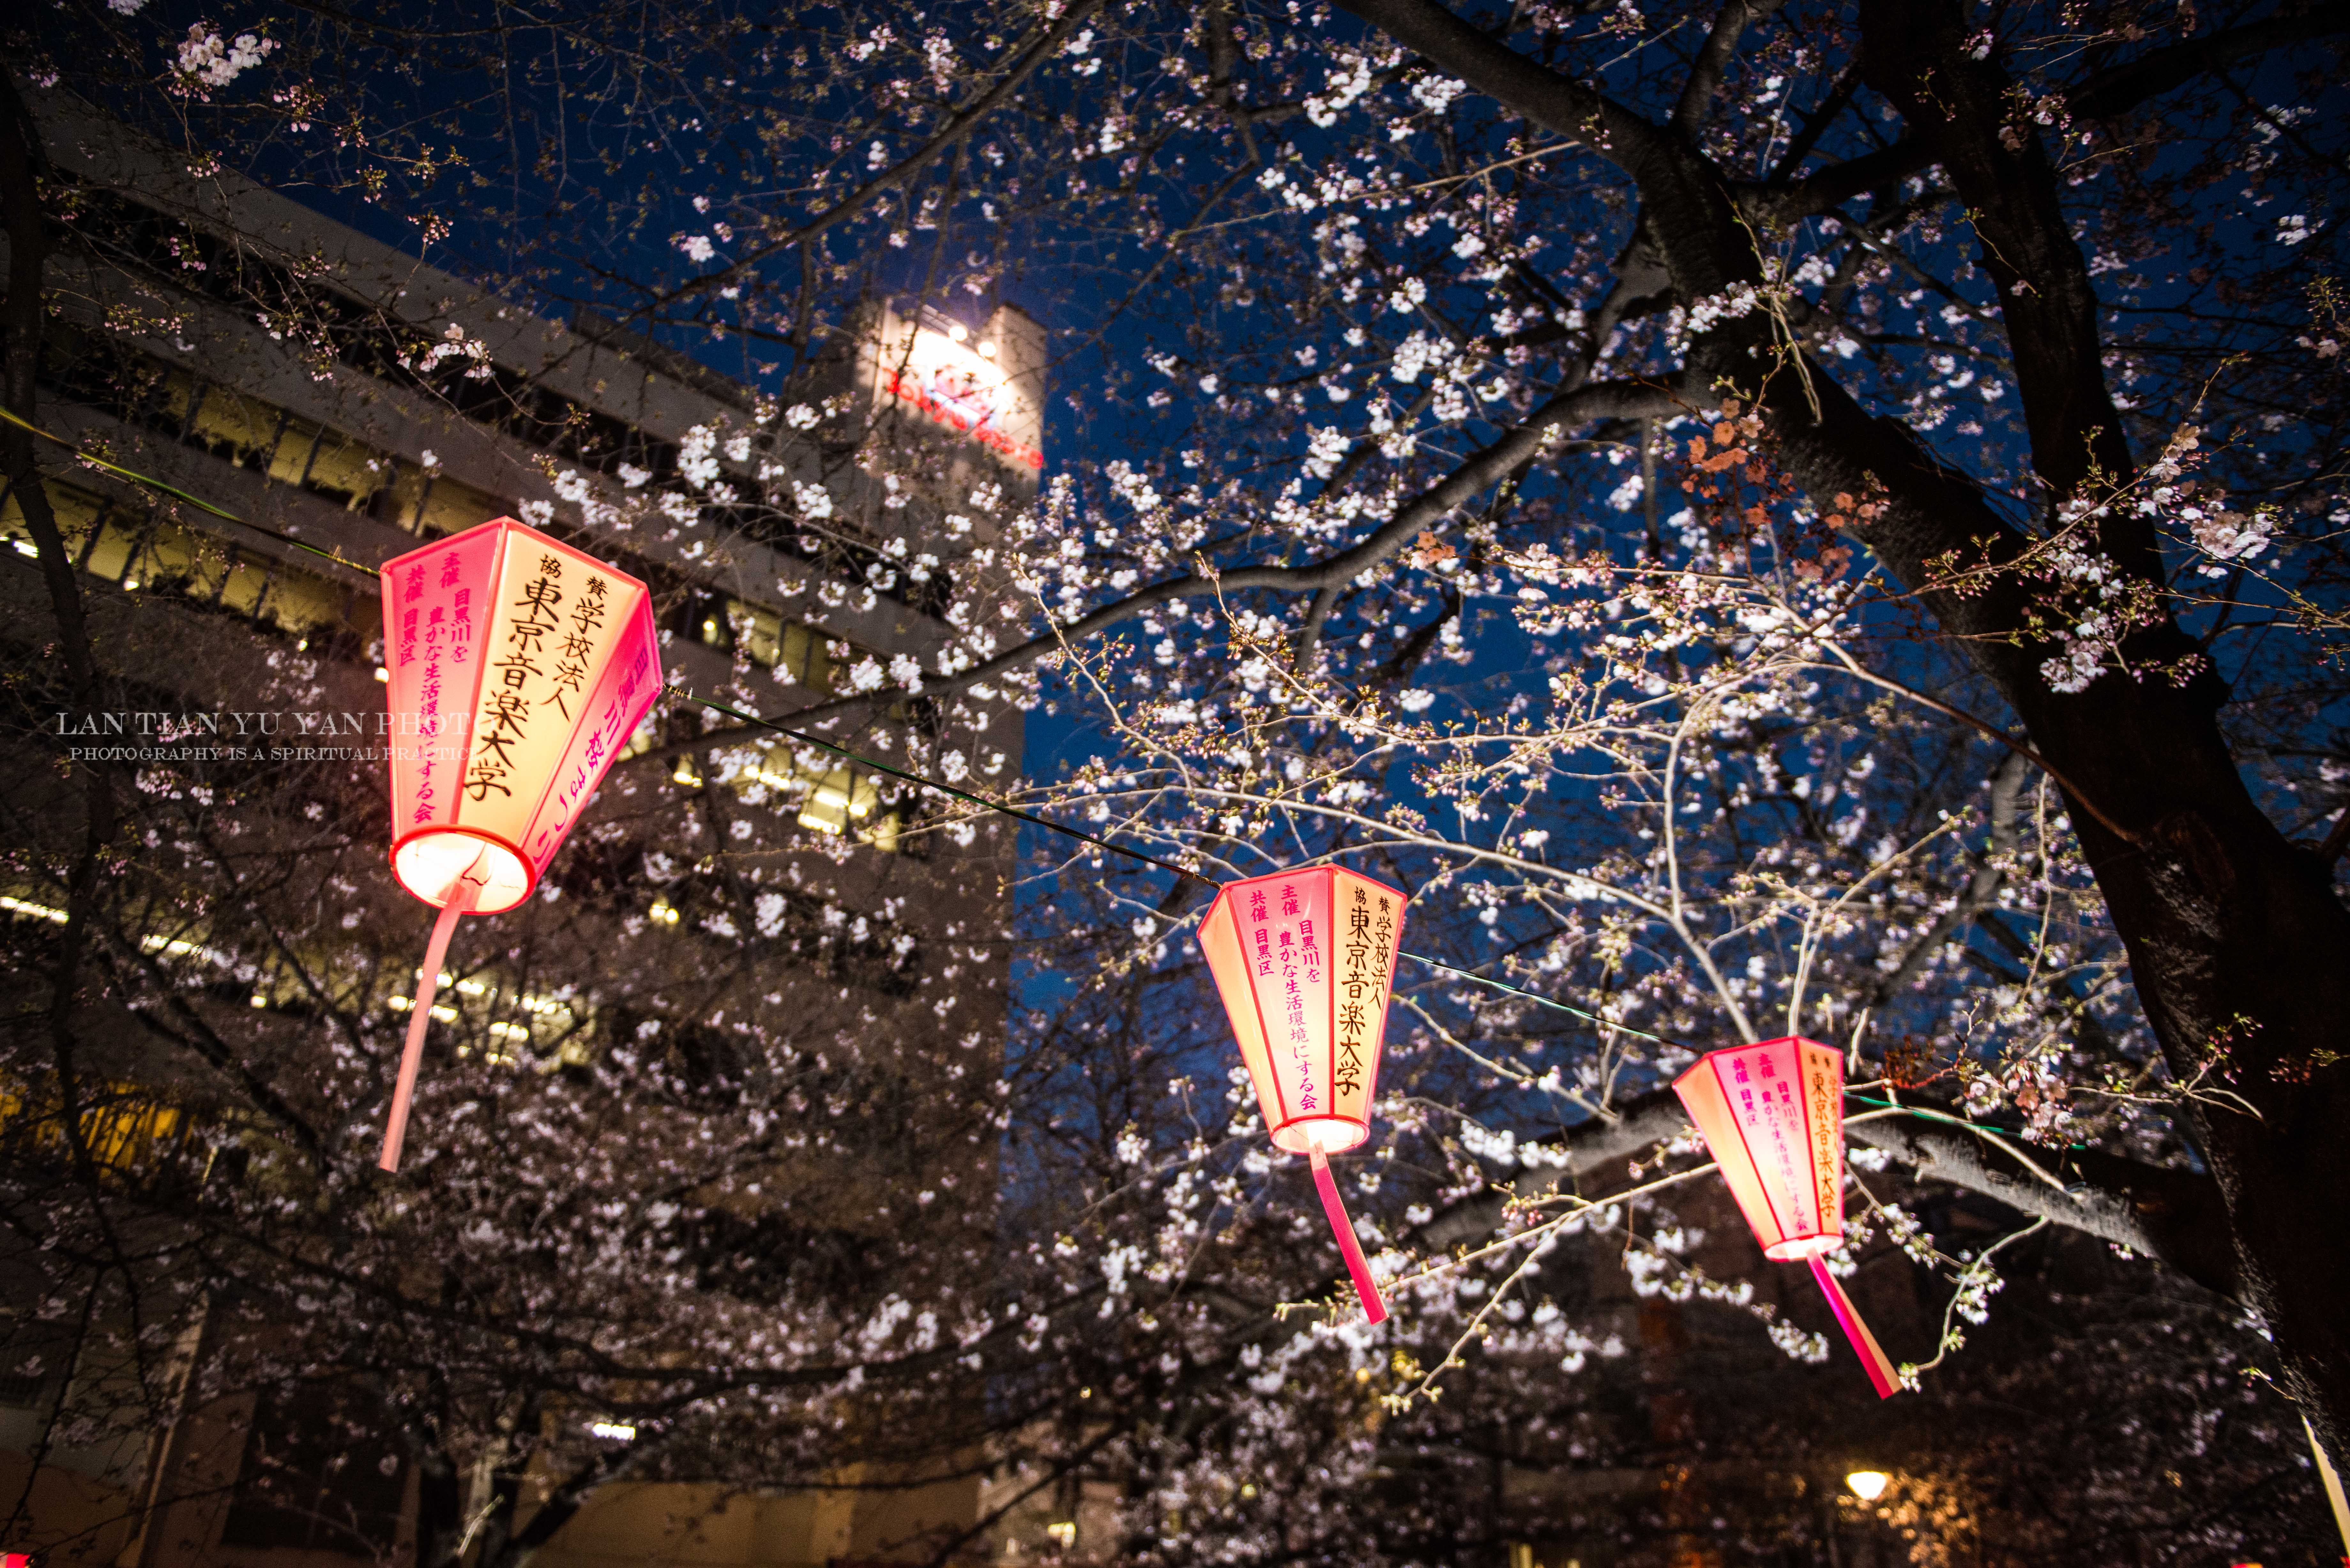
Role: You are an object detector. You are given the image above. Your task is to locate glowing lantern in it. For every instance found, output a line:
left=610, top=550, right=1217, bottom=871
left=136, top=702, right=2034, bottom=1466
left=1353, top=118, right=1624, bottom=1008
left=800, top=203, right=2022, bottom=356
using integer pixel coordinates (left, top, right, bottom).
left=375, top=516, right=663, bottom=1171
left=1672, top=1037, right=1900, bottom=1398
left=1197, top=867, right=1406, bottom=1323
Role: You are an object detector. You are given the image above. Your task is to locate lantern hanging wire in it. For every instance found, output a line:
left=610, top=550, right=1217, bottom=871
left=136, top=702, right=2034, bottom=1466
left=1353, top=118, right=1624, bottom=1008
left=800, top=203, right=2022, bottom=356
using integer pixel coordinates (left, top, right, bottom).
left=0, top=409, right=1677, bottom=1119
left=9, top=431, right=1989, bottom=1314
left=0, top=394, right=1726, bottom=1057
left=682, top=693, right=1682, bottom=1046
left=3, top=405, right=375, bottom=576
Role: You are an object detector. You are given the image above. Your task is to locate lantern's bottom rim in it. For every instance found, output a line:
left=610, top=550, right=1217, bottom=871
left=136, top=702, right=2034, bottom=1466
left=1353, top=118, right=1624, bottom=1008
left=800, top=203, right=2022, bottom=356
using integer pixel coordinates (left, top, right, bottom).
left=392, top=827, right=534, bottom=915
left=1271, top=1116, right=1368, bottom=1155
left=1763, top=1235, right=1840, bottom=1262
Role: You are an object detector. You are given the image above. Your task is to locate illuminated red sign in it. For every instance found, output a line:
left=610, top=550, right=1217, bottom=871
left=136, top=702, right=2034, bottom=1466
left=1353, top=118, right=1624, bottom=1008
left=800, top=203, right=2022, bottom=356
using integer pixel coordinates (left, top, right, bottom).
left=882, top=366, right=1043, bottom=471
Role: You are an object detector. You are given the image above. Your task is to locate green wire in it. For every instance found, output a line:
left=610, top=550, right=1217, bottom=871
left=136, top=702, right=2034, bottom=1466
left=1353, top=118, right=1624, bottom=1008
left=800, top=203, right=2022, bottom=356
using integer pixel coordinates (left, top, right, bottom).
left=2, top=405, right=374, bottom=577
left=684, top=696, right=1686, bottom=1046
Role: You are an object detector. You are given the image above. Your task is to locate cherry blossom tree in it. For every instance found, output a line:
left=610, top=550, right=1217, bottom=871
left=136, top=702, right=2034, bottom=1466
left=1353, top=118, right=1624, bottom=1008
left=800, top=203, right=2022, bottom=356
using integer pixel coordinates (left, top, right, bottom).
left=6, top=0, right=2350, bottom=1560
left=790, top=0, right=2349, bottom=1469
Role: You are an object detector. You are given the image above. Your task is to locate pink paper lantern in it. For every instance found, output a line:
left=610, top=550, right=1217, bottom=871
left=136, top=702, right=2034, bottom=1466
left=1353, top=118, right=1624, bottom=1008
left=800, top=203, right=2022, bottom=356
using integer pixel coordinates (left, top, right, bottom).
left=375, top=516, right=663, bottom=1171
left=1673, top=1037, right=1900, bottom=1398
left=1197, top=867, right=1406, bottom=1323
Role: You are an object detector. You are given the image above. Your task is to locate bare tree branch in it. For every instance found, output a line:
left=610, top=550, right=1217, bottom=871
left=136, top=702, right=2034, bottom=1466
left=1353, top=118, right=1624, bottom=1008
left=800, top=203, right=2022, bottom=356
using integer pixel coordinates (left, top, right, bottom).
left=1671, top=0, right=1785, bottom=141
left=640, top=375, right=1679, bottom=765
left=1414, top=1086, right=2238, bottom=1300
left=645, top=0, right=1113, bottom=316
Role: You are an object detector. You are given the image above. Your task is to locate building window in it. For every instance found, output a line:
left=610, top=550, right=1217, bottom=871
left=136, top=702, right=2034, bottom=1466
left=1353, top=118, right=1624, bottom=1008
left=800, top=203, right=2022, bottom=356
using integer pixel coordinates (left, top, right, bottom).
left=719, top=741, right=902, bottom=853
left=0, top=477, right=357, bottom=648
left=725, top=598, right=841, bottom=691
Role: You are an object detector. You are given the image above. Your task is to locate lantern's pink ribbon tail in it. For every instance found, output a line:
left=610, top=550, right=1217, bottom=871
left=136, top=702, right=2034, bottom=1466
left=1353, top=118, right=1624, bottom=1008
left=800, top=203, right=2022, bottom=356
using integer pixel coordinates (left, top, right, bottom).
left=1308, top=1149, right=1387, bottom=1325
left=379, top=855, right=486, bottom=1173
left=1808, top=1254, right=1900, bottom=1399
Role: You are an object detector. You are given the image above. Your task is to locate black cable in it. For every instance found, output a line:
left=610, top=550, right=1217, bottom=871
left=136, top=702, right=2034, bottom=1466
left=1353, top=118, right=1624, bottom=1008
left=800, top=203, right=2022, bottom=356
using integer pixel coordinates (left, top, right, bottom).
left=1404, top=953, right=1689, bottom=1046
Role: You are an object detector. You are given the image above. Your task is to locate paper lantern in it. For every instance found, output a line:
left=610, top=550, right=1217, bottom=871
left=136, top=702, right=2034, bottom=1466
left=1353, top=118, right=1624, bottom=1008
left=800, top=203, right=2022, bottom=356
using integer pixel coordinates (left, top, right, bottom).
left=1672, top=1037, right=1899, bottom=1398
left=375, top=516, right=663, bottom=1171
left=1197, top=867, right=1406, bottom=1323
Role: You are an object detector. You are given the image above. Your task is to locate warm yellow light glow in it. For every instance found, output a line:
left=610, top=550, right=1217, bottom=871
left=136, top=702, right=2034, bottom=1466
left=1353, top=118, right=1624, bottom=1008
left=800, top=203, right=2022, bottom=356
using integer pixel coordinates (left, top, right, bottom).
left=383, top=517, right=663, bottom=916
left=588, top=1420, right=636, bottom=1441
left=1, top=895, right=70, bottom=924
left=139, top=932, right=216, bottom=961
left=375, top=665, right=391, bottom=682
left=1846, top=1470, right=1890, bottom=1501
left=1044, top=1522, right=1075, bottom=1548
left=869, top=307, right=1042, bottom=471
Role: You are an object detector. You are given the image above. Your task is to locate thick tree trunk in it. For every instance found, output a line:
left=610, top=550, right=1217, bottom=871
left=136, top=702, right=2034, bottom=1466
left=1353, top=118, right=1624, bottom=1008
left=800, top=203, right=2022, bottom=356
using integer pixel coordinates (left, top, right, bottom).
left=1848, top=0, right=2350, bottom=1470
left=1337, top=0, right=2350, bottom=1464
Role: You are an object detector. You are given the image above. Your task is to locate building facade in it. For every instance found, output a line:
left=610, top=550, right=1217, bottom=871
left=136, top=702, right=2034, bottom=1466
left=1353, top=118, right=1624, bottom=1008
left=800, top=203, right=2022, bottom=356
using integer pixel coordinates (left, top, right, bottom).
left=2, top=87, right=1040, bottom=1568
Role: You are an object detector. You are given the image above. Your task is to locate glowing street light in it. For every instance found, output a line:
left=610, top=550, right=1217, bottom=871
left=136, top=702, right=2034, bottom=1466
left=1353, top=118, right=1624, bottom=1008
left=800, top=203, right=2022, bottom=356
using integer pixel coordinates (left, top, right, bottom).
left=1846, top=1470, right=1890, bottom=1502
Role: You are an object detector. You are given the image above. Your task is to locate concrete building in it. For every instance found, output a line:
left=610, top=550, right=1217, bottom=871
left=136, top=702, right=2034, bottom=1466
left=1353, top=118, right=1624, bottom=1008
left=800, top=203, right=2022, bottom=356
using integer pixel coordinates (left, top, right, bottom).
left=1, top=87, right=1040, bottom=1568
